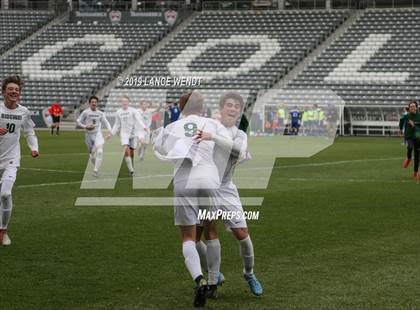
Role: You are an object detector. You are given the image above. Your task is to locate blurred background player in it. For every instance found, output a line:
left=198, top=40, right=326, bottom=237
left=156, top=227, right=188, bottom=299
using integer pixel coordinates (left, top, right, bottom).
left=163, top=102, right=172, bottom=127
left=276, top=104, right=286, bottom=135
left=324, top=103, right=339, bottom=138
left=194, top=92, right=263, bottom=298
left=48, top=101, right=63, bottom=135
left=399, top=106, right=410, bottom=146
left=288, top=105, right=301, bottom=135
left=169, top=101, right=181, bottom=123
left=153, top=90, right=232, bottom=307
left=400, top=102, right=416, bottom=167
left=107, top=95, right=146, bottom=176
left=0, top=75, right=39, bottom=246
left=137, top=100, right=160, bottom=161
left=76, top=96, right=112, bottom=177
left=401, top=101, right=419, bottom=179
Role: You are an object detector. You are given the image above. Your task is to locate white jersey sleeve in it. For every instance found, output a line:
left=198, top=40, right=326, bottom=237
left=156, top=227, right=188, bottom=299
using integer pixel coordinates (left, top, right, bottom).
left=22, top=111, right=38, bottom=152
left=101, top=113, right=112, bottom=132
left=76, top=110, right=87, bottom=129
left=111, top=110, right=121, bottom=136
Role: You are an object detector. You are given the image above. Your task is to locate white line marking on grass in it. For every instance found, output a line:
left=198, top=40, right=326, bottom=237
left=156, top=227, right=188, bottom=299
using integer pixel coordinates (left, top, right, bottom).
left=16, top=157, right=405, bottom=188
left=74, top=197, right=264, bottom=207
left=21, top=152, right=88, bottom=158
left=244, top=157, right=403, bottom=171
left=275, top=177, right=414, bottom=184
left=20, top=167, right=83, bottom=174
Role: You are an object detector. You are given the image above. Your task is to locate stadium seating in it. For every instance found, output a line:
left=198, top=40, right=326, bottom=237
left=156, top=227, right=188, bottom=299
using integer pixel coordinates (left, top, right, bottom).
left=0, top=10, right=52, bottom=53
left=105, top=10, right=350, bottom=111
left=288, top=8, right=420, bottom=107
left=0, top=21, right=169, bottom=111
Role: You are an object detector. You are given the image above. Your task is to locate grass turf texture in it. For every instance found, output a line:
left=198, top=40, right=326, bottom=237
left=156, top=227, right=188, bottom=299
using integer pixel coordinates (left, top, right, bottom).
left=1, top=131, right=419, bottom=309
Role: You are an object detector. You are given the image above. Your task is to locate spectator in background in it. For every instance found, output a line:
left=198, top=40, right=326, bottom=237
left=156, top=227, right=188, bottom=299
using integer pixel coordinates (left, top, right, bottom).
left=169, top=101, right=180, bottom=123
left=151, top=107, right=161, bottom=130
left=163, top=102, right=172, bottom=127
left=201, top=103, right=212, bottom=118
left=288, top=106, right=301, bottom=136
left=277, top=104, right=286, bottom=135
left=48, top=102, right=63, bottom=135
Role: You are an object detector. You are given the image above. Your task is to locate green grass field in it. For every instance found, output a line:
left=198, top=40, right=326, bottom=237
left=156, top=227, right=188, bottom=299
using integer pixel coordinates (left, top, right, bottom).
left=2, top=131, right=420, bottom=309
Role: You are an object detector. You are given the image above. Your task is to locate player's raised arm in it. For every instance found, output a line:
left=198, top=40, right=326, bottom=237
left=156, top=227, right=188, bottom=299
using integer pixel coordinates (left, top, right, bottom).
left=22, top=110, right=39, bottom=157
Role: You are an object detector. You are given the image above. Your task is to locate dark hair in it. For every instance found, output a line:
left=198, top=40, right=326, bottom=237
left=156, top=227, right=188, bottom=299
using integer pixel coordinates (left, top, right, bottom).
left=409, top=100, right=418, bottom=108
left=89, top=96, right=99, bottom=103
left=2, top=75, right=24, bottom=92
left=219, top=92, right=245, bottom=110
left=409, top=101, right=417, bottom=108
left=179, top=91, right=203, bottom=114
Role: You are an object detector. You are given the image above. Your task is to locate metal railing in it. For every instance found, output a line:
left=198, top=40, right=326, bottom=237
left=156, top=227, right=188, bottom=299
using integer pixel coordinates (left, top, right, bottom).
left=73, top=0, right=195, bottom=12
left=1, top=0, right=68, bottom=14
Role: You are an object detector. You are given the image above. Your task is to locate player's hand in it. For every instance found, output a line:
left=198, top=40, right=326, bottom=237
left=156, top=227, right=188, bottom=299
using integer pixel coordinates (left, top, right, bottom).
left=408, top=120, right=415, bottom=127
left=193, top=129, right=212, bottom=143
left=145, top=127, right=150, bottom=133
left=106, top=133, right=112, bottom=140
left=0, top=128, right=8, bottom=135
left=31, top=150, right=39, bottom=158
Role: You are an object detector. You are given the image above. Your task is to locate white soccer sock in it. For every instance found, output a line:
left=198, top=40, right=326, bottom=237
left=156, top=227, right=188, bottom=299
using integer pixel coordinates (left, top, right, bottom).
left=0, top=180, right=14, bottom=230
left=124, top=156, right=134, bottom=172
left=239, top=236, right=254, bottom=275
left=182, top=240, right=203, bottom=281
left=94, top=149, right=103, bottom=172
left=196, top=240, right=208, bottom=273
left=206, top=239, right=221, bottom=285
left=90, top=153, right=96, bottom=165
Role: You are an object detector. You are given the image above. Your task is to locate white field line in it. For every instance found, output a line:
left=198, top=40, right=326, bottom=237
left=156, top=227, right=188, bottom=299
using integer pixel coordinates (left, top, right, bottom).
left=20, top=167, right=82, bottom=174
left=17, top=156, right=403, bottom=177
left=16, top=175, right=416, bottom=189
left=74, top=197, right=264, bottom=207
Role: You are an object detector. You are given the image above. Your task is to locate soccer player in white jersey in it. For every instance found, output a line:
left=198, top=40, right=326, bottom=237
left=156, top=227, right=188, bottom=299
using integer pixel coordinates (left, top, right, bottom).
left=76, top=96, right=112, bottom=177
left=0, top=75, right=39, bottom=246
left=195, top=92, right=263, bottom=297
left=137, top=100, right=159, bottom=161
left=107, top=96, right=146, bottom=176
left=153, top=90, right=232, bottom=308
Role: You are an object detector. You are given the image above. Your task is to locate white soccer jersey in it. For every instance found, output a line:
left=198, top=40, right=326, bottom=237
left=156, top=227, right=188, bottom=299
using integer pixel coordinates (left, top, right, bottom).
left=111, top=107, right=145, bottom=138
left=154, top=114, right=231, bottom=188
left=76, top=108, right=112, bottom=133
left=213, top=125, right=250, bottom=230
left=138, top=108, right=155, bottom=129
left=214, top=125, right=248, bottom=185
left=0, top=102, right=38, bottom=168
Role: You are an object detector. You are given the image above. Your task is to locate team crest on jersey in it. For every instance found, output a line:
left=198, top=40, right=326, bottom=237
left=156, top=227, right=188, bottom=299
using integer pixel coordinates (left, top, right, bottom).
left=164, top=10, right=178, bottom=26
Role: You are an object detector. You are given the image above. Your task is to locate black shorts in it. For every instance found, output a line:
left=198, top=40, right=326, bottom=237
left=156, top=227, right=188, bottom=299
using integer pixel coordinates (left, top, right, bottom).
left=407, top=138, right=420, bottom=149
left=52, top=115, right=61, bottom=123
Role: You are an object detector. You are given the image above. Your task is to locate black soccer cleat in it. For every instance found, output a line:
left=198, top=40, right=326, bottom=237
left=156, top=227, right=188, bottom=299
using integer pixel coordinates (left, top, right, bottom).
left=193, top=278, right=207, bottom=307
left=207, top=284, right=218, bottom=299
